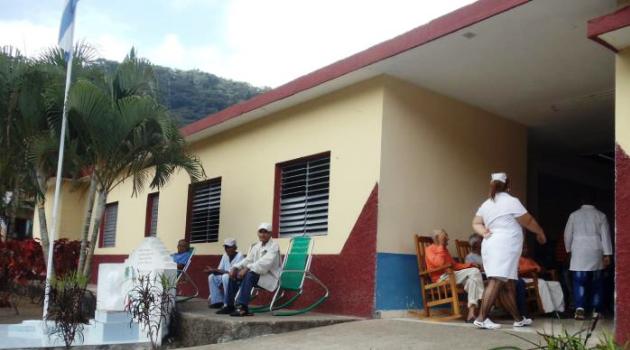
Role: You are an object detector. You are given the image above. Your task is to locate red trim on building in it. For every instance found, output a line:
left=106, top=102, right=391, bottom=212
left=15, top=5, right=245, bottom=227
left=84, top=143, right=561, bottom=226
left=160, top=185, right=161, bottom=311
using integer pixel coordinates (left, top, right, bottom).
left=89, top=254, right=128, bottom=284
left=90, top=184, right=379, bottom=317
left=615, top=144, right=630, bottom=343
left=271, top=151, right=331, bottom=238
left=587, top=5, right=630, bottom=52
left=180, top=0, right=530, bottom=138
left=145, top=192, right=159, bottom=237
left=293, top=184, right=378, bottom=317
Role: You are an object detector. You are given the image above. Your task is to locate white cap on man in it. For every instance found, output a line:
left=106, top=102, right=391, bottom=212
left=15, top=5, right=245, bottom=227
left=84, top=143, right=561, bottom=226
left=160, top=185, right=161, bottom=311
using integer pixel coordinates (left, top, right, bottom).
left=223, top=238, right=237, bottom=247
left=491, top=172, right=507, bottom=183
left=257, top=222, right=272, bottom=233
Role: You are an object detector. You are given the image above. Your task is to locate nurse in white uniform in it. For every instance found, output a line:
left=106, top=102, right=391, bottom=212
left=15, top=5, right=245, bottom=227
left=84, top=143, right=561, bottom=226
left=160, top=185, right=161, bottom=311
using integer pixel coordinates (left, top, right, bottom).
left=472, top=172, right=547, bottom=330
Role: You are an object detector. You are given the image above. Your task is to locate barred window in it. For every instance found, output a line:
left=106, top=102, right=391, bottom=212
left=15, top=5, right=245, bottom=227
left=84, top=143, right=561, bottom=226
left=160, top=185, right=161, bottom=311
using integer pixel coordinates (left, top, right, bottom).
left=278, top=154, right=330, bottom=236
left=186, top=178, right=221, bottom=243
left=100, top=202, right=118, bottom=248
left=145, top=192, right=159, bottom=237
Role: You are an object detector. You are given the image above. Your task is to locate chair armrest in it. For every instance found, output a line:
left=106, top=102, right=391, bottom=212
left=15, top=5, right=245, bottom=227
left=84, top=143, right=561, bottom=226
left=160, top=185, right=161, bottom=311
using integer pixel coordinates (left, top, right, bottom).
left=421, top=264, right=453, bottom=275
left=279, top=269, right=308, bottom=275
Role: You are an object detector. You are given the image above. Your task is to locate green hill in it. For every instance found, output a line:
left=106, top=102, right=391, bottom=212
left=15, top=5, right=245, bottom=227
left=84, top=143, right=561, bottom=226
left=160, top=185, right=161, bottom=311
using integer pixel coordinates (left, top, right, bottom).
left=95, top=59, right=269, bottom=126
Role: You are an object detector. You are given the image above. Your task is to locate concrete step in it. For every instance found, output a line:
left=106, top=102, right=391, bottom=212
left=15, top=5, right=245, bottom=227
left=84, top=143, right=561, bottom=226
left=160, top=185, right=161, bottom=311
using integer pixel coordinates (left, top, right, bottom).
left=174, top=299, right=361, bottom=347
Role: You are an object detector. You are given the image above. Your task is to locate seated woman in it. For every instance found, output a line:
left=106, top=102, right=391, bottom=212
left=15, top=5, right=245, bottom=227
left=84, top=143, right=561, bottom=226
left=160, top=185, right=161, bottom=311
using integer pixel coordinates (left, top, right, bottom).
left=518, top=246, right=565, bottom=314
left=465, top=233, right=483, bottom=268
left=426, top=229, right=484, bottom=322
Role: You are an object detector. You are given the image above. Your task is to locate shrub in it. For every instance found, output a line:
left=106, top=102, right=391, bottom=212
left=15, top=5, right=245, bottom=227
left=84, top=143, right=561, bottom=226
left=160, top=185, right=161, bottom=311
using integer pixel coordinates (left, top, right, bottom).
left=491, top=317, right=629, bottom=350
left=45, top=272, right=90, bottom=349
left=0, top=238, right=81, bottom=307
left=125, top=272, right=176, bottom=350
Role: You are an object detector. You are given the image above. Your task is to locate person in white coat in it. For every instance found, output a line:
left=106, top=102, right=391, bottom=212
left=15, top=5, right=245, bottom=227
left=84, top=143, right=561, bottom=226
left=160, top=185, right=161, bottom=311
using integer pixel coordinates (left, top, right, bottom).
left=564, top=194, right=612, bottom=320
left=472, top=172, right=547, bottom=330
left=205, top=238, right=244, bottom=308
left=216, top=223, right=281, bottom=317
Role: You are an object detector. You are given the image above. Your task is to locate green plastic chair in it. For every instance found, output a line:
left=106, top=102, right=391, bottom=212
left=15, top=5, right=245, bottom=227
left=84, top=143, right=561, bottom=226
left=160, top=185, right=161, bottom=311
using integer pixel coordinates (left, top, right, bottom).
left=249, top=236, right=329, bottom=316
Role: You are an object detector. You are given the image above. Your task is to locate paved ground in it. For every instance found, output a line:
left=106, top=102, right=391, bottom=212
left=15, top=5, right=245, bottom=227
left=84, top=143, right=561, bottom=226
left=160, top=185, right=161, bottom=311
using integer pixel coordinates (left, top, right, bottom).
left=185, top=316, right=615, bottom=350
left=175, top=299, right=360, bottom=347
left=0, top=298, right=41, bottom=325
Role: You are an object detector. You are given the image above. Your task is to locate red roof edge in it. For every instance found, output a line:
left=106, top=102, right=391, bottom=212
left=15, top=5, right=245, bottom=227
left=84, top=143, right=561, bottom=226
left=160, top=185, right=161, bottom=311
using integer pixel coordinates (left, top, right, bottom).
left=587, top=5, right=630, bottom=53
left=181, top=0, right=531, bottom=138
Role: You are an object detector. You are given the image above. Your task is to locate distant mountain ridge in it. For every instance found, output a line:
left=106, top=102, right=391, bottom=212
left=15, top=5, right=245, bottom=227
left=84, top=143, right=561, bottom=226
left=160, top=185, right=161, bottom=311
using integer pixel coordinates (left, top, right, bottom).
left=95, top=59, right=269, bottom=126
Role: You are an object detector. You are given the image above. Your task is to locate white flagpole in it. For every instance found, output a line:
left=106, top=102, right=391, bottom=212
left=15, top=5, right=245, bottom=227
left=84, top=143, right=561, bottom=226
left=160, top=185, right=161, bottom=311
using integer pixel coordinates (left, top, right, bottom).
left=42, top=2, right=78, bottom=320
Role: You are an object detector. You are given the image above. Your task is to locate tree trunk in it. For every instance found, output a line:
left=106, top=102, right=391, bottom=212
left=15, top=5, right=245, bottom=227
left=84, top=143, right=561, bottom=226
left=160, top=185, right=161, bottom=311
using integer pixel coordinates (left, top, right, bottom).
left=35, top=169, right=50, bottom=266
left=7, top=178, right=20, bottom=239
left=82, top=188, right=106, bottom=280
left=77, top=175, right=97, bottom=274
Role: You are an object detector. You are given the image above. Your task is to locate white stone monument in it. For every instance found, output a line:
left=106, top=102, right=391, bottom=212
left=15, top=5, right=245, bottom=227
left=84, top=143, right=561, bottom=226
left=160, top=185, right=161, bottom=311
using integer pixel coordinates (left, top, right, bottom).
left=0, top=236, right=180, bottom=349
left=92, top=236, right=178, bottom=346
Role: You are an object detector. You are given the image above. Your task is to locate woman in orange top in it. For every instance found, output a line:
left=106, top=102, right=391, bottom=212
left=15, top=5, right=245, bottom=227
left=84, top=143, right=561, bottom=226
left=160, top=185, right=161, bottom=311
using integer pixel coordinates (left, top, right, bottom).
left=425, top=229, right=484, bottom=322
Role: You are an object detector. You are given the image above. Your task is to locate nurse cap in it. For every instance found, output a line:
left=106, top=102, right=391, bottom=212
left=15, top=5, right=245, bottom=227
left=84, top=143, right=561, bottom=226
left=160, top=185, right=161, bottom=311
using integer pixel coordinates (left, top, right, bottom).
left=491, top=172, right=507, bottom=183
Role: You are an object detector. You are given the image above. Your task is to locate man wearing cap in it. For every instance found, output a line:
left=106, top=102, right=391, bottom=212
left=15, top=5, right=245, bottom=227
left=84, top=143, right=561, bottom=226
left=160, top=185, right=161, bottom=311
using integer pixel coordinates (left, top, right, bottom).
left=216, top=223, right=281, bottom=316
left=204, top=238, right=244, bottom=309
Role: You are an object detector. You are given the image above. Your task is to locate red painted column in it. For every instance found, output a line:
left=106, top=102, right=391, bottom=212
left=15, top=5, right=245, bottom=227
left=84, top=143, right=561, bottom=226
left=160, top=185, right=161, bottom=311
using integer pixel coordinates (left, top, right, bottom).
left=616, top=145, right=630, bottom=343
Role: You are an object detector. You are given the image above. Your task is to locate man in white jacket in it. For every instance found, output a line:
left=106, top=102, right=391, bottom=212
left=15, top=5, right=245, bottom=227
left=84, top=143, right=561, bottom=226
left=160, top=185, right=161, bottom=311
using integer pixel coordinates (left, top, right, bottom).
left=564, top=194, right=613, bottom=320
left=216, top=222, right=281, bottom=316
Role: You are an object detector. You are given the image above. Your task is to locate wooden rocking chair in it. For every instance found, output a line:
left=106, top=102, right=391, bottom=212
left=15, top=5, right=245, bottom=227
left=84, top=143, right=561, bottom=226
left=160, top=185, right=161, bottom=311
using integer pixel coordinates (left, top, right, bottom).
left=519, top=269, right=544, bottom=315
left=454, top=240, right=471, bottom=263
left=414, top=234, right=466, bottom=320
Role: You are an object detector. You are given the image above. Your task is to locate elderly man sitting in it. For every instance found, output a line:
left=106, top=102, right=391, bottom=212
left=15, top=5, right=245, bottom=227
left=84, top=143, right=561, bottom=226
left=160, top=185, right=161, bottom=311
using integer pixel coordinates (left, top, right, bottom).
left=465, top=233, right=483, bottom=268
left=204, top=238, right=244, bottom=309
left=171, top=239, right=192, bottom=271
left=426, top=229, right=484, bottom=322
left=216, top=223, right=281, bottom=317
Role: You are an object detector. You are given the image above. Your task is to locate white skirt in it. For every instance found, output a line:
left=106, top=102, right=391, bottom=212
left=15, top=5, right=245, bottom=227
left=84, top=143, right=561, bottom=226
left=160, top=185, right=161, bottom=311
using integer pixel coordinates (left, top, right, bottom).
left=481, top=228, right=523, bottom=280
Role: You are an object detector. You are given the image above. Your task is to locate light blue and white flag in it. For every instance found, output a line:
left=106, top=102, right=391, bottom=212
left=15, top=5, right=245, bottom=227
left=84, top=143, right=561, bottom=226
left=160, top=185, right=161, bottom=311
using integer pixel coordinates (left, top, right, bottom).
left=58, top=0, right=78, bottom=60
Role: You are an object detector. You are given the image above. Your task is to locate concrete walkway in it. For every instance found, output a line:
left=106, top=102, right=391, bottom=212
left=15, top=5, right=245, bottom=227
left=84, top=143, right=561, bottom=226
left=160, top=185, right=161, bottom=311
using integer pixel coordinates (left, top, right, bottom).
left=185, top=317, right=614, bottom=350
left=175, top=299, right=360, bottom=347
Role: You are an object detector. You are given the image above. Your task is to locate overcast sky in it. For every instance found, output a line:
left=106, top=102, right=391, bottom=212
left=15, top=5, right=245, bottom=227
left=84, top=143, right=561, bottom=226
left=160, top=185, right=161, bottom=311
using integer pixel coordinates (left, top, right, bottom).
left=0, top=0, right=475, bottom=87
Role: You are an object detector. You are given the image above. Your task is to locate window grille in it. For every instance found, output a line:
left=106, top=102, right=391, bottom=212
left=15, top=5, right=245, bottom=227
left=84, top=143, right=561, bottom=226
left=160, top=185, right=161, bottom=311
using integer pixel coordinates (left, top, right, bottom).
left=187, top=179, right=221, bottom=243
left=146, top=193, right=159, bottom=237
left=101, top=202, right=118, bottom=247
left=278, top=155, right=330, bottom=236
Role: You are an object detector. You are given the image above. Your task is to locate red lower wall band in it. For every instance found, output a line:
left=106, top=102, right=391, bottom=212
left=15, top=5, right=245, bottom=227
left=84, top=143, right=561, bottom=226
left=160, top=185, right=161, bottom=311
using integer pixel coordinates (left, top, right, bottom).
left=91, top=185, right=379, bottom=318
left=615, top=145, right=630, bottom=343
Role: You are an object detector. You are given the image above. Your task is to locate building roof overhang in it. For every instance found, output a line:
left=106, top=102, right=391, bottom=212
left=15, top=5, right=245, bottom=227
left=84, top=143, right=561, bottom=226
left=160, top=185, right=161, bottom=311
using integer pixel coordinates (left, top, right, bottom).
left=181, top=0, right=530, bottom=142
left=182, top=0, right=618, bottom=155
left=588, top=5, right=630, bottom=52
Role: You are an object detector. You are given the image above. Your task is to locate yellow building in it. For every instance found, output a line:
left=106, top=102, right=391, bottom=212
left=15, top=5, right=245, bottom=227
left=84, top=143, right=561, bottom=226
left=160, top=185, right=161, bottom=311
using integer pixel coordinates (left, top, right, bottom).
left=35, top=0, right=630, bottom=340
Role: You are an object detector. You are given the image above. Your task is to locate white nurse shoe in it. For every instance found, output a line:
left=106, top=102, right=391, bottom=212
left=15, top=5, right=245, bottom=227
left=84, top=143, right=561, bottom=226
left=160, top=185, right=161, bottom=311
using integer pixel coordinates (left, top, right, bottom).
left=474, top=318, right=501, bottom=329
left=513, top=317, right=533, bottom=327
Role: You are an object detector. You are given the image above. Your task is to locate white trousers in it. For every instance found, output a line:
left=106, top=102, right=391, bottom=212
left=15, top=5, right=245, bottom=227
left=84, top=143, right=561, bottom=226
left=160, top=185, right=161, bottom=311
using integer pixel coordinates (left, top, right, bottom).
left=523, top=278, right=565, bottom=313
left=442, top=267, right=484, bottom=307
left=208, top=273, right=230, bottom=305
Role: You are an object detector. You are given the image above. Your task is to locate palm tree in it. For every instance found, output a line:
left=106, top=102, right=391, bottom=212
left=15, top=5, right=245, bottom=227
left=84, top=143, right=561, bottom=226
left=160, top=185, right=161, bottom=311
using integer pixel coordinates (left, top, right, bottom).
left=21, top=43, right=99, bottom=263
left=0, top=43, right=101, bottom=260
left=70, top=49, right=204, bottom=278
left=0, top=47, right=29, bottom=240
